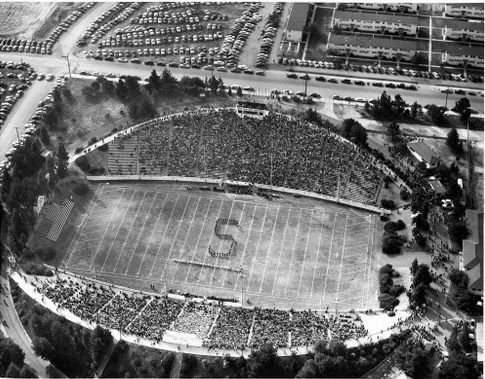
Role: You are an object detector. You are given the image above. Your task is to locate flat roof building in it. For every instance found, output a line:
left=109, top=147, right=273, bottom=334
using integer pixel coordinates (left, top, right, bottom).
left=407, top=140, right=441, bottom=168
left=441, top=43, right=484, bottom=68
left=327, top=34, right=417, bottom=60
left=333, top=10, right=418, bottom=35
left=445, top=3, right=484, bottom=19
left=284, top=3, right=310, bottom=42
left=443, top=19, right=484, bottom=41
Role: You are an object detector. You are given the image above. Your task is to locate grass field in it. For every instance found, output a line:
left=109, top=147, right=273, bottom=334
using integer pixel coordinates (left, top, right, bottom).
left=60, top=182, right=380, bottom=311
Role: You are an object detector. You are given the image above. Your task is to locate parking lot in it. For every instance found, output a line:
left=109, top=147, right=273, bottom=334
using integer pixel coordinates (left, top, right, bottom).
left=76, top=2, right=271, bottom=70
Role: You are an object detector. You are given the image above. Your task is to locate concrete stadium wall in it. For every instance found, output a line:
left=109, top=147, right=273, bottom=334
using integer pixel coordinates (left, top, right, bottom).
left=86, top=175, right=391, bottom=215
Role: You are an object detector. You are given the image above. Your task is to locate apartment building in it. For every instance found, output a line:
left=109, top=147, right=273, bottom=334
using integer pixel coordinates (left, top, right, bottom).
left=445, top=3, right=484, bottom=19
left=344, top=3, right=418, bottom=13
left=327, top=34, right=416, bottom=60
left=441, top=44, right=484, bottom=68
left=333, top=10, right=418, bottom=35
left=443, top=19, right=485, bottom=41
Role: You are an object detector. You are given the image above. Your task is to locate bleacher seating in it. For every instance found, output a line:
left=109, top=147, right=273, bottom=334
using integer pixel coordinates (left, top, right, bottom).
left=35, top=198, right=74, bottom=241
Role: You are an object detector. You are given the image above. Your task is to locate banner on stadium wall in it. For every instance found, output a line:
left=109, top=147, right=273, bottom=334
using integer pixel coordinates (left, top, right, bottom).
left=37, top=195, right=46, bottom=215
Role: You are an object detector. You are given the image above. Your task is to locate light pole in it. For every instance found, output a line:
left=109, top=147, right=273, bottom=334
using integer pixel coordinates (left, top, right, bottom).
left=13, top=126, right=21, bottom=141
left=238, top=266, right=245, bottom=305
left=66, top=53, right=72, bottom=79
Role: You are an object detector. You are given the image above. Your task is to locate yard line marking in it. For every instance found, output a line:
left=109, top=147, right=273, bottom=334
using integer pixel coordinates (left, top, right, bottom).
left=100, top=189, right=136, bottom=272
left=64, top=184, right=102, bottom=268
left=171, top=197, right=202, bottom=278
left=233, top=204, right=257, bottom=291
left=135, top=194, right=168, bottom=276
left=89, top=188, right=126, bottom=271
left=284, top=210, right=302, bottom=296
left=296, top=209, right=314, bottom=297
left=310, top=210, right=325, bottom=298
left=196, top=200, right=224, bottom=285
left=270, top=207, right=291, bottom=295
left=321, top=213, right=337, bottom=308
left=245, top=204, right=269, bottom=292
left=344, top=243, right=369, bottom=250
left=184, top=198, right=213, bottom=283
left=209, top=201, right=241, bottom=287
left=160, top=195, right=192, bottom=282
left=257, top=205, right=279, bottom=293
left=113, top=191, right=147, bottom=273
left=335, top=215, right=349, bottom=308
left=124, top=191, right=159, bottom=275
left=147, top=195, right=182, bottom=278
left=342, top=251, right=368, bottom=260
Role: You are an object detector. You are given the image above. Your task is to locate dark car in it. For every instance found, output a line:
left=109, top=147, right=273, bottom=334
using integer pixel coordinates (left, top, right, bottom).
left=328, top=78, right=338, bottom=83
left=354, top=80, right=365, bottom=86
left=144, top=60, right=154, bottom=66
left=255, top=71, right=265, bottom=76
left=156, top=61, right=166, bottom=66
left=243, top=69, right=254, bottom=74
left=286, top=73, right=298, bottom=79
left=372, top=82, right=383, bottom=87
left=385, top=83, right=396, bottom=88
left=299, top=74, right=311, bottom=80
left=315, top=76, right=326, bottom=82
left=341, top=79, right=351, bottom=84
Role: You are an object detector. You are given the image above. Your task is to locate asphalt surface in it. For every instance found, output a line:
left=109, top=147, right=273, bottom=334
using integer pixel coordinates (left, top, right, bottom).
left=0, top=270, right=49, bottom=377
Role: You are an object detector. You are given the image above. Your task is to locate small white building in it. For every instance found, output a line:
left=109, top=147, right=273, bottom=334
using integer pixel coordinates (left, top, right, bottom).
left=445, top=3, right=484, bottom=19
left=441, top=44, right=484, bottom=68
left=333, top=10, right=418, bottom=36
left=284, top=3, right=310, bottom=42
left=327, top=35, right=416, bottom=60
left=236, top=101, right=269, bottom=119
left=443, top=19, right=484, bottom=42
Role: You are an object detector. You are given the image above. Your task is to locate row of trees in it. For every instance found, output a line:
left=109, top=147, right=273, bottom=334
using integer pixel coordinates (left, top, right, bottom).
left=0, top=336, right=37, bottom=378
left=11, top=282, right=113, bottom=377
left=378, top=264, right=405, bottom=309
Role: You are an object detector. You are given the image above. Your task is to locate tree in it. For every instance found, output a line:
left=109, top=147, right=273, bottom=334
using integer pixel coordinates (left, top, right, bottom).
left=0, top=337, right=25, bottom=377
left=247, top=344, right=278, bottom=378
left=387, top=121, right=401, bottom=143
left=146, top=69, right=161, bottom=96
left=5, top=362, right=21, bottom=378
left=410, top=258, right=419, bottom=276
left=296, top=359, right=318, bottom=378
left=411, top=101, right=420, bottom=119
left=208, top=75, right=219, bottom=94
left=57, top=143, right=69, bottom=178
left=413, top=264, right=432, bottom=286
left=116, top=79, right=129, bottom=101
left=447, top=127, right=462, bottom=154
left=237, top=86, right=243, bottom=97
left=125, top=76, right=140, bottom=96
left=448, top=220, right=468, bottom=244
left=427, top=104, right=447, bottom=125
left=382, top=232, right=403, bottom=254
left=439, top=355, right=479, bottom=379
left=452, top=97, right=471, bottom=118
left=40, top=127, right=50, bottom=145
left=342, top=118, right=367, bottom=146
left=160, top=68, right=177, bottom=95
left=449, top=269, right=469, bottom=289
left=89, top=326, right=113, bottom=367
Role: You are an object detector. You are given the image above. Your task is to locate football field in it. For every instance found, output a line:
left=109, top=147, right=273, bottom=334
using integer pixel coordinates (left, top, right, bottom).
left=61, top=182, right=380, bottom=310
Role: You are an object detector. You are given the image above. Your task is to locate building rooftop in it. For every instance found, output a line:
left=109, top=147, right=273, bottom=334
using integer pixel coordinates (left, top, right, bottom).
left=444, top=43, right=484, bottom=57
left=407, top=140, right=440, bottom=164
left=445, top=18, right=484, bottom=31
left=286, top=3, right=310, bottom=32
left=328, top=34, right=417, bottom=50
left=429, top=180, right=446, bottom=195
left=447, top=3, right=485, bottom=9
left=463, top=210, right=483, bottom=293
left=334, top=10, right=418, bottom=25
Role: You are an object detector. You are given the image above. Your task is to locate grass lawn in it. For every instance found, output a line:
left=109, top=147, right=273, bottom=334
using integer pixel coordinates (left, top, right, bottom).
left=55, top=181, right=380, bottom=311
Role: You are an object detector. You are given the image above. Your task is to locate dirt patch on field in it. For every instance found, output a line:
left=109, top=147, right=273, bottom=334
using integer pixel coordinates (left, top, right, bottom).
left=33, top=2, right=77, bottom=40
left=0, top=3, right=57, bottom=39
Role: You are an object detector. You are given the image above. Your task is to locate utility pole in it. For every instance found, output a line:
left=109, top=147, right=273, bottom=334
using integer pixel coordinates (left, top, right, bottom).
left=304, top=75, right=308, bottom=97
left=13, top=126, right=21, bottom=141
left=444, top=87, right=450, bottom=109
left=66, top=53, right=72, bottom=79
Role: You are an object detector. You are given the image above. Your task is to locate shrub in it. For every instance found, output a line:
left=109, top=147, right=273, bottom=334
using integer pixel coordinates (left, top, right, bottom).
left=24, top=264, right=54, bottom=276
left=73, top=182, right=89, bottom=196
left=400, top=189, right=410, bottom=201
left=378, top=293, right=399, bottom=310
left=74, top=147, right=83, bottom=154
left=381, top=199, right=395, bottom=209
left=382, top=232, right=403, bottom=254
left=98, top=144, right=108, bottom=152
left=389, top=284, right=405, bottom=297
left=75, top=156, right=90, bottom=172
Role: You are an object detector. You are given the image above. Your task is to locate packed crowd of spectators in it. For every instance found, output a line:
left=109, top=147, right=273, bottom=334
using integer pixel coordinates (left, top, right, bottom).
left=36, top=276, right=369, bottom=351
left=172, top=302, right=218, bottom=339
left=127, top=297, right=183, bottom=341
left=108, top=109, right=383, bottom=204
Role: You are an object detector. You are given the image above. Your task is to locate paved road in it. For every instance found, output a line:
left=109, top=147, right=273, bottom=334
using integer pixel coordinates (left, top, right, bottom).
left=0, top=271, right=49, bottom=377
left=0, top=80, right=55, bottom=160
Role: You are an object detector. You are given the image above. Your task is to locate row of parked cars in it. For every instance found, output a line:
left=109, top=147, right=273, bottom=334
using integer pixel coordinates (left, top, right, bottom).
left=0, top=3, right=95, bottom=55
left=98, top=31, right=224, bottom=48
left=77, top=3, right=142, bottom=46
left=256, top=3, right=284, bottom=67
left=0, top=74, right=67, bottom=174
left=0, top=62, right=35, bottom=127
left=133, top=8, right=205, bottom=25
